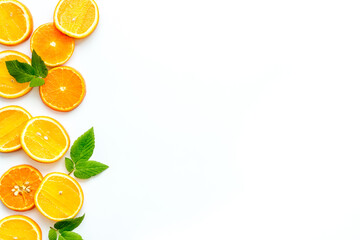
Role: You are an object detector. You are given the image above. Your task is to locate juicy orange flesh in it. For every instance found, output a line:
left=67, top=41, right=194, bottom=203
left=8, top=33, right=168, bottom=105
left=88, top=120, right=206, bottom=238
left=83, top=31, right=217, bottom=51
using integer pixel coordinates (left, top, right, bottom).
left=0, top=218, right=39, bottom=240
left=0, top=167, right=42, bottom=210
left=41, top=68, right=85, bottom=110
left=23, top=119, right=68, bottom=160
left=56, top=0, right=96, bottom=35
left=0, top=109, right=30, bottom=150
left=31, top=23, right=74, bottom=65
left=37, top=175, right=82, bottom=219
left=0, top=2, right=28, bottom=42
left=0, top=53, right=31, bottom=96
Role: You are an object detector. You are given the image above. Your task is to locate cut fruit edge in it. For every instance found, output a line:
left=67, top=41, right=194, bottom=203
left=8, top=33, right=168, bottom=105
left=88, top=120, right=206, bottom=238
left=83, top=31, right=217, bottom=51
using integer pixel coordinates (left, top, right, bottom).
left=0, top=105, right=32, bottom=152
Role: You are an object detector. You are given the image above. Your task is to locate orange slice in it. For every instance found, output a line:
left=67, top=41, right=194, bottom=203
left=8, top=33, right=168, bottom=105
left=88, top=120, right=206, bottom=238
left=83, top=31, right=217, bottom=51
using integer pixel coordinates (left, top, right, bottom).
left=0, top=105, right=31, bottom=152
left=20, top=116, right=70, bottom=163
left=30, top=23, right=75, bottom=67
left=0, top=215, right=41, bottom=240
left=0, top=0, right=33, bottom=45
left=35, top=172, right=84, bottom=221
left=40, top=66, right=86, bottom=112
left=0, top=51, right=32, bottom=98
left=54, top=0, right=99, bottom=38
left=0, top=165, right=43, bottom=211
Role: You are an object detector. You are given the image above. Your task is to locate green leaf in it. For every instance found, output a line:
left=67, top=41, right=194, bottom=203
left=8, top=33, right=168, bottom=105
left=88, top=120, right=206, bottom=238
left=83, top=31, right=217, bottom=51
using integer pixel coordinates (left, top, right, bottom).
left=31, top=50, right=48, bottom=78
left=60, top=231, right=83, bottom=240
left=65, top=157, right=75, bottom=173
left=55, top=214, right=85, bottom=232
left=29, top=77, right=45, bottom=87
left=49, top=229, right=58, bottom=240
left=74, top=161, right=109, bottom=179
left=58, top=236, right=66, bottom=240
left=70, top=128, right=95, bottom=163
left=5, top=60, right=37, bottom=83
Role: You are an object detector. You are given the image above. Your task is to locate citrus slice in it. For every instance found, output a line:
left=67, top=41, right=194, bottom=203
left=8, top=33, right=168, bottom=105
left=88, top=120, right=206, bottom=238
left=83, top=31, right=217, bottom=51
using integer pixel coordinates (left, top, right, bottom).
left=40, top=66, right=86, bottom=112
left=0, top=165, right=43, bottom=211
left=0, top=105, right=31, bottom=152
left=54, top=0, right=99, bottom=38
left=35, top=172, right=84, bottom=221
left=20, top=116, right=70, bottom=163
left=0, top=0, right=33, bottom=45
left=0, top=215, right=41, bottom=240
left=30, top=23, right=75, bottom=67
left=0, top=51, right=32, bottom=98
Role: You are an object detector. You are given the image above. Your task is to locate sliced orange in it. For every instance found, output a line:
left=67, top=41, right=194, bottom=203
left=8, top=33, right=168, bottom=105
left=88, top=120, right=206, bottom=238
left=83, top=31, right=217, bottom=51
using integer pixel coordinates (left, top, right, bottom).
left=0, top=215, right=41, bottom=240
left=20, top=116, right=70, bottom=163
left=54, top=0, right=99, bottom=38
left=40, top=66, right=86, bottom=112
left=35, top=172, right=84, bottom=221
left=0, top=165, right=43, bottom=211
left=30, top=23, right=75, bottom=67
left=0, top=0, right=33, bottom=45
left=0, top=105, right=31, bottom=152
left=0, top=51, right=32, bottom=98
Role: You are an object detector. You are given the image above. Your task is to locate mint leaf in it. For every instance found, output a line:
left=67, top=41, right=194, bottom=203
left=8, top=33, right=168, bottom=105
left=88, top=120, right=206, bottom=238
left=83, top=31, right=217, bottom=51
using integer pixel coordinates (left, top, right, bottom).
left=55, top=214, right=85, bottom=232
left=49, top=229, right=58, bottom=240
left=5, top=60, right=36, bottom=83
left=29, top=77, right=45, bottom=87
left=74, top=161, right=109, bottom=179
left=60, top=231, right=83, bottom=240
left=58, top=236, right=66, bottom=240
left=65, top=157, right=75, bottom=173
left=70, top=128, right=95, bottom=163
left=32, top=50, right=48, bottom=78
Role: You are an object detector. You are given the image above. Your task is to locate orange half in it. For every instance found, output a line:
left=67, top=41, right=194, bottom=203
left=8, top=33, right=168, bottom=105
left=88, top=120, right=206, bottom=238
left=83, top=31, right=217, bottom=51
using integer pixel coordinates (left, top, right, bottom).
left=0, top=215, right=41, bottom=240
left=0, top=105, right=32, bottom=152
left=40, top=66, right=86, bottom=112
left=0, top=0, right=33, bottom=45
left=20, top=116, right=70, bottom=163
left=35, top=172, right=84, bottom=221
left=54, top=0, right=99, bottom=38
left=0, top=165, right=43, bottom=211
left=30, top=23, right=75, bottom=67
left=0, top=51, right=32, bottom=98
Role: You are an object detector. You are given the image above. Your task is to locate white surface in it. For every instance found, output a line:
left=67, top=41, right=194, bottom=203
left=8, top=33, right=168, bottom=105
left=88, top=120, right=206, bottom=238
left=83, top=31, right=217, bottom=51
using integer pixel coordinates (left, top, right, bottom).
left=1, top=0, right=360, bottom=239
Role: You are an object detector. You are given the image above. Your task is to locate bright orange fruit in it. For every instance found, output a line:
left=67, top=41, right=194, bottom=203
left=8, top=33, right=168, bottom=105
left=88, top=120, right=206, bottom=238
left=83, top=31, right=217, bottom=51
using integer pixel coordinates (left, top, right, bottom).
left=35, top=172, right=84, bottom=221
left=0, top=105, right=32, bottom=152
left=0, top=51, right=32, bottom=98
left=0, top=165, right=43, bottom=211
left=54, top=0, right=99, bottom=38
left=0, top=215, right=42, bottom=240
left=0, top=0, right=33, bottom=45
left=40, top=66, right=86, bottom=112
left=20, top=116, right=70, bottom=163
left=30, top=23, right=75, bottom=67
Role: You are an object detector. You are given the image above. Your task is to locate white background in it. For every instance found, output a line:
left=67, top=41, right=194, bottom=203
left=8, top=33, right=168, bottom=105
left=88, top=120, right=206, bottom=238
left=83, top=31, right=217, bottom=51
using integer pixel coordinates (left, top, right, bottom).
left=1, top=0, right=360, bottom=239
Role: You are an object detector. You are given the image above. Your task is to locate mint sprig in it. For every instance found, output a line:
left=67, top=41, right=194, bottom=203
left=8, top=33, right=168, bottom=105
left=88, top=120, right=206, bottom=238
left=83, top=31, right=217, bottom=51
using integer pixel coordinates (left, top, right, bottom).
left=65, top=128, right=109, bottom=179
left=49, top=214, right=85, bottom=240
left=5, top=50, right=48, bottom=87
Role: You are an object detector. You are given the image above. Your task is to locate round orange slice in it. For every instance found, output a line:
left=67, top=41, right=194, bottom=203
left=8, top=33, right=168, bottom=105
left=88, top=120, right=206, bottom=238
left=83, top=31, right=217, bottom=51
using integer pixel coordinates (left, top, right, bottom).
left=30, top=23, right=75, bottom=67
left=20, top=116, right=70, bottom=163
left=0, top=51, right=32, bottom=98
left=54, top=0, right=99, bottom=38
left=0, top=105, right=31, bottom=152
left=40, top=66, right=86, bottom=112
left=35, top=172, right=84, bottom=221
left=0, top=165, right=43, bottom=211
left=0, top=0, right=33, bottom=45
left=0, top=215, right=41, bottom=240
